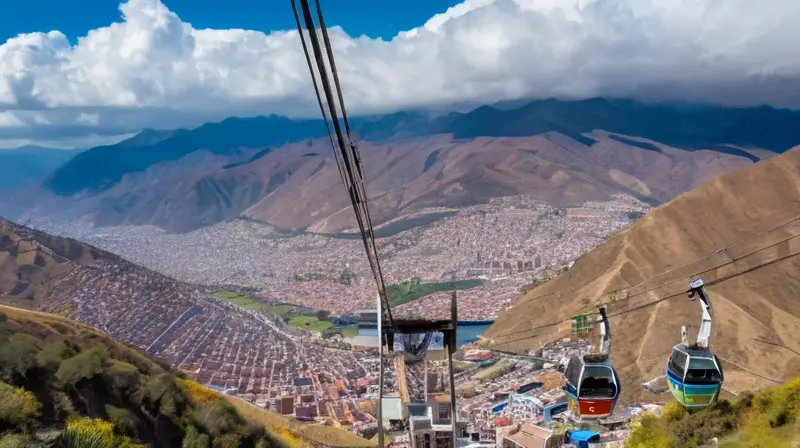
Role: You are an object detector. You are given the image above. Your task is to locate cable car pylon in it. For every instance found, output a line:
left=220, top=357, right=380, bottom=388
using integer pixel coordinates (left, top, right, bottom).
left=665, top=278, right=725, bottom=409
left=563, top=304, right=621, bottom=420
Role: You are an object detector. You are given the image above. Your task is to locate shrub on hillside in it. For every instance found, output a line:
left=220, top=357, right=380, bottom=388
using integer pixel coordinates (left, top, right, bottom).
left=0, top=334, right=41, bottom=380
left=0, top=380, right=42, bottom=429
left=104, top=360, right=140, bottom=394
left=0, top=312, right=314, bottom=447
left=624, top=414, right=673, bottom=448
left=180, top=379, right=221, bottom=406
left=626, top=376, right=800, bottom=448
left=55, top=348, right=110, bottom=386
left=182, top=425, right=210, bottom=448
left=0, top=433, right=29, bottom=448
left=51, top=417, right=117, bottom=448
left=192, top=400, right=246, bottom=436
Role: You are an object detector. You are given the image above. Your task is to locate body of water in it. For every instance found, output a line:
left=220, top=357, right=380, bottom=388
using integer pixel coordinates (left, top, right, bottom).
left=346, top=322, right=492, bottom=348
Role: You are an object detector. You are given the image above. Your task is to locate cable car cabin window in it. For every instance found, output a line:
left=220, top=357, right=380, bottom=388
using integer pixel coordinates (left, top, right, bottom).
left=668, top=349, right=688, bottom=379
left=685, top=357, right=722, bottom=384
left=579, top=366, right=616, bottom=398
left=714, top=354, right=724, bottom=380
left=565, top=357, right=582, bottom=388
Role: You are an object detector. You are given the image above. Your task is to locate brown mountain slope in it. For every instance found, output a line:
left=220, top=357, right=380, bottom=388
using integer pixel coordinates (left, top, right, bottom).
left=7, top=133, right=762, bottom=233
left=483, top=146, right=800, bottom=404
left=251, top=132, right=760, bottom=233
left=0, top=218, right=117, bottom=307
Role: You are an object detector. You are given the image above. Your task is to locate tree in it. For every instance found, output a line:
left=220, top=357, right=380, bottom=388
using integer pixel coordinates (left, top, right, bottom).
left=316, top=310, right=330, bottom=321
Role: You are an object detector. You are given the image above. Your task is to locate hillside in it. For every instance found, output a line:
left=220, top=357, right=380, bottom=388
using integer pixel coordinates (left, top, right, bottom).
left=0, top=217, right=118, bottom=307
left=0, top=218, right=375, bottom=446
left=483, top=146, right=800, bottom=405
left=627, top=377, right=800, bottom=447
left=0, top=305, right=373, bottom=448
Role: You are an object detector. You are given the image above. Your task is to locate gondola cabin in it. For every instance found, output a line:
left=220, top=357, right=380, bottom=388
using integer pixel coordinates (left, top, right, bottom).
left=665, top=345, right=724, bottom=408
left=563, top=354, right=620, bottom=419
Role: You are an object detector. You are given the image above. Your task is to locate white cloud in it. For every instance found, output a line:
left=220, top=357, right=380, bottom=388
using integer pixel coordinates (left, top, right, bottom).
left=1, top=0, right=800, bottom=145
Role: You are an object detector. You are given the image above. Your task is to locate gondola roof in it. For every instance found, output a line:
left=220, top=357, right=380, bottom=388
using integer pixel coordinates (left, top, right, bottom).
left=673, top=343, right=715, bottom=357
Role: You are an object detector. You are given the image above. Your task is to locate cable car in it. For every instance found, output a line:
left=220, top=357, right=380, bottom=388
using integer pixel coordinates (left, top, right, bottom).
left=563, top=305, right=620, bottom=420
left=665, top=278, right=724, bottom=409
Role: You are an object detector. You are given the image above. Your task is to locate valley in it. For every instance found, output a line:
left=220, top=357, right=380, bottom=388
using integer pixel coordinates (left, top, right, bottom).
left=29, top=193, right=650, bottom=321
left=2, top=98, right=800, bottom=447
left=4, top=0, right=800, bottom=444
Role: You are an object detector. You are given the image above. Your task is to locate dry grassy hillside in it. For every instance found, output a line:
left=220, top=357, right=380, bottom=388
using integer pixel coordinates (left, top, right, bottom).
left=0, top=218, right=114, bottom=307
left=483, top=146, right=800, bottom=405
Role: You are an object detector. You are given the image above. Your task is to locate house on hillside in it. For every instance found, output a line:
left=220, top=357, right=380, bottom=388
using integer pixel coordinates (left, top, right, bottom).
left=500, top=423, right=560, bottom=448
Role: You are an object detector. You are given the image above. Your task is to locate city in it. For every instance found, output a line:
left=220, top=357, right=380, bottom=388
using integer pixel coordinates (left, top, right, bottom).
left=8, top=193, right=669, bottom=447
left=33, top=193, right=650, bottom=321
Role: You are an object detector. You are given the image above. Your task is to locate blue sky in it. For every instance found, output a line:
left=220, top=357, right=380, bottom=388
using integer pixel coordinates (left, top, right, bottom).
left=1, top=0, right=463, bottom=42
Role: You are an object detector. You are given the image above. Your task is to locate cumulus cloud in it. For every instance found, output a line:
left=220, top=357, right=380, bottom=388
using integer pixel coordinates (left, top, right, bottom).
left=1, top=0, right=799, bottom=146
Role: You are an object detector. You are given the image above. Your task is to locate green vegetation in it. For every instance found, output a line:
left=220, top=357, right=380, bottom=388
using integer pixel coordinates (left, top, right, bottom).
left=338, top=269, right=356, bottom=285
left=626, top=376, right=800, bottom=448
left=452, top=360, right=476, bottom=373
left=474, top=360, right=515, bottom=382
left=322, top=326, right=359, bottom=339
left=213, top=291, right=357, bottom=338
left=293, top=273, right=328, bottom=282
left=387, top=278, right=482, bottom=307
left=287, top=316, right=334, bottom=333
left=338, top=326, right=359, bottom=338
left=213, top=291, right=303, bottom=318
left=0, top=305, right=371, bottom=447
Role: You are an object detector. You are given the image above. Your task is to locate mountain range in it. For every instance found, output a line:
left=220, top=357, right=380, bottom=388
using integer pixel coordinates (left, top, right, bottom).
left=0, top=146, right=83, bottom=194
left=5, top=97, right=800, bottom=234
left=483, top=145, right=800, bottom=404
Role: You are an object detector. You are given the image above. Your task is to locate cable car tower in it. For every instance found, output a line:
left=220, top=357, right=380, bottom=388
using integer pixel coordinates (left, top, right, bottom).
left=563, top=305, right=621, bottom=420
left=380, top=292, right=460, bottom=448
left=665, top=278, right=724, bottom=409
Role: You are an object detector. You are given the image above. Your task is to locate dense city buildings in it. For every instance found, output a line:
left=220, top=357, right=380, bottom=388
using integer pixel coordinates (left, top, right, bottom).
left=8, top=204, right=670, bottom=446
left=34, top=194, right=650, bottom=320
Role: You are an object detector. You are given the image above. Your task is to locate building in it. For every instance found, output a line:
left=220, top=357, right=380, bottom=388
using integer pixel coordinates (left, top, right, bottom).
left=403, top=393, right=463, bottom=448
left=294, top=377, right=313, bottom=387
left=355, top=310, right=378, bottom=328
left=295, top=405, right=317, bottom=421
left=464, top=349, right=492, bottom=362
left=278, top=396, right=294, bottom=415
left=501, top=423, right=560, bottom=448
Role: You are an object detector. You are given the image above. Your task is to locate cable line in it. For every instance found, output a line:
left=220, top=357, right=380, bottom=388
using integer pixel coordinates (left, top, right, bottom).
left=491, top=240, right=800, bottom=344
left=289, top=0, right=396, bottom=328
left=492, top=220, right=800, bottom=341
left=518, top=214, right=800, bottom=306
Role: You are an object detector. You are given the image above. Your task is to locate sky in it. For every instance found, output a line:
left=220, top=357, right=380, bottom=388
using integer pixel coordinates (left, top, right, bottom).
left=1, top=0, right=799, bottom=148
